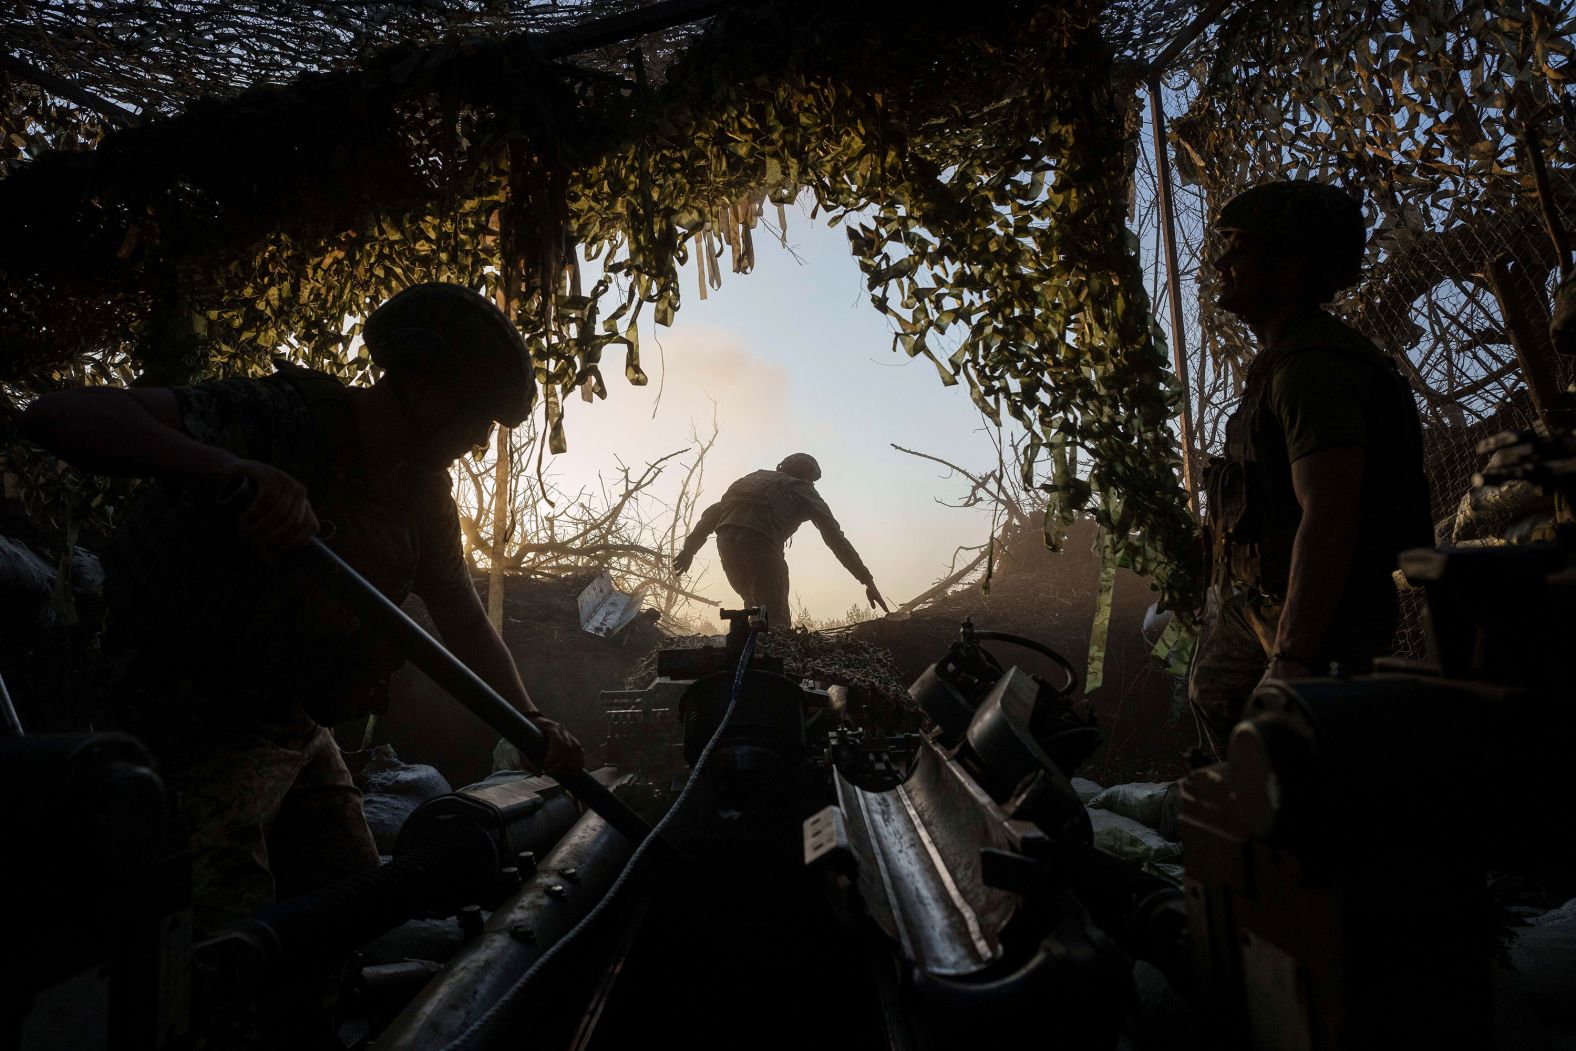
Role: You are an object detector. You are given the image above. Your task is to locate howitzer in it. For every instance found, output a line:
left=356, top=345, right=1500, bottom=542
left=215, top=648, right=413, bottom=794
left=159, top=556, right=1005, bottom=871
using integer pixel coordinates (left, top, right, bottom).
left=569, top=610, right=1193, bottom=1050
left=16, top=456, right=1575, bottom=1050
left=4, top=607, right=1197, bottom=1050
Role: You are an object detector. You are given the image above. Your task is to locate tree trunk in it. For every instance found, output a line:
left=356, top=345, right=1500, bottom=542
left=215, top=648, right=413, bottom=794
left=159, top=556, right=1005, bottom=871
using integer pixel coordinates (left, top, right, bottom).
left=1483, top=253, right=1570, bottom=429
left=487, top=426, right=509, bottom=630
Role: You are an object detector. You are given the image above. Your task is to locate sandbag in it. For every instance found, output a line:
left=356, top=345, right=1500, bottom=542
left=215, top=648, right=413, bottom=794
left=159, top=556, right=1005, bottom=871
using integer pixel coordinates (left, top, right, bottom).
left=1510, top=897, right=1576, bottom=1022
left=358, top=744, right=452, bottom=854
left=0, top=535, right=56, bottom=626
left=1088, top=808, right=1181, bottom=865
left=1088, top=781, right=1174, bottom=830
left=1071, top=777, right=1104, bottom=804
left=0, top=536, right=107, bottom=628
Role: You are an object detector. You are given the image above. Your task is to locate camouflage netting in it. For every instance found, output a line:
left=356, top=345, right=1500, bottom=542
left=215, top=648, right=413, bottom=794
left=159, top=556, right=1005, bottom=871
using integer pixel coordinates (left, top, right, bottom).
left=1142, top=0, right=1576, bottom=653
left=4, top=0, right=1573, bottom=639
left=1, top=0, right=1208, bottom=614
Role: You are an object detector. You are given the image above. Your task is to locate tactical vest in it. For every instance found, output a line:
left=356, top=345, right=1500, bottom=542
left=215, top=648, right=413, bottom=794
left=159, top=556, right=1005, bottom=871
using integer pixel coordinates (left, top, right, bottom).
left=1205, top=333, right=1431, bottom=601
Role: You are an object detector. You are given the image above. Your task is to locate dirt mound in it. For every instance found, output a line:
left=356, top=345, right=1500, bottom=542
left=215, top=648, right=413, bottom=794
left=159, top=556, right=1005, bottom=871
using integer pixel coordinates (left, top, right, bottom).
left=850, top=518, right=1193, bottom=784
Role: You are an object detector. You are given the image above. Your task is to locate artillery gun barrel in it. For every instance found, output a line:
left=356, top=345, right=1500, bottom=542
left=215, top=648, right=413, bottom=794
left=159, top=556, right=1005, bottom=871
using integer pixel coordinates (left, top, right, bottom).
left=376, top=808, right=634, bottom=1048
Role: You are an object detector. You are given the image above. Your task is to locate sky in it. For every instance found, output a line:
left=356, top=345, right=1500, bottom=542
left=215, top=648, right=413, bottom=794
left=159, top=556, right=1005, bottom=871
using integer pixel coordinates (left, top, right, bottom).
left=536, top=202, right=1007, bottom=623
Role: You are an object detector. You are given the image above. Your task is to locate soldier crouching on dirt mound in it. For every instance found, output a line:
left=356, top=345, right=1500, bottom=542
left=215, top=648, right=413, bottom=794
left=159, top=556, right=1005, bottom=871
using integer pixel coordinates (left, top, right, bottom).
left=673, top=453, right=888, bottom=631
left=19, top=283, right=584, bottom=929
left=1190, top=181, right=1433, bottom=757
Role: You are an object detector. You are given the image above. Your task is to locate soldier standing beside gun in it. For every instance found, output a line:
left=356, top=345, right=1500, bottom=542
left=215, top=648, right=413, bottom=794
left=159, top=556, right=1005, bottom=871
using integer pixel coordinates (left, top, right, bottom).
left=673, top=453, right=887, bottom=631
left=1190, top=181, right=1433, bottom=755
left=19, top=283, right=584, bottom=928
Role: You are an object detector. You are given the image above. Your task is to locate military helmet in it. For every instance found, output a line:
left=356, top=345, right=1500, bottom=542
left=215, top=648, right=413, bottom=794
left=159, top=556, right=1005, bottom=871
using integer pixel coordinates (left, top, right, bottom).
left=364, top=283, right=536, bottom=427
left=1215, top=180, right=1367, bottom=299
left=777, top=453, right=822, bottom=482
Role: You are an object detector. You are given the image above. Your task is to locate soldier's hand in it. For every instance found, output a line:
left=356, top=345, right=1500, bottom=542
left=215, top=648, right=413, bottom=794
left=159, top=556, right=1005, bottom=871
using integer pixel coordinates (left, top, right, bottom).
left=865, top=583, right=889, bottom=612
left=673, top=550, right=694, bottom=575
left=528, top=713, right=585, bottom=779
left=229, top=459, right=319, bottom=552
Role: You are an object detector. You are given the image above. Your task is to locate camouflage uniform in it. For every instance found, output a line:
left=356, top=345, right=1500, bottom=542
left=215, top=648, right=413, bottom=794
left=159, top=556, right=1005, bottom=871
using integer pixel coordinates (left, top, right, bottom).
left=678, top=469, right=873, bottom=631
left=105, top=363, right=476, bottom=927
left=1192, top=309, right=1431, bottom=753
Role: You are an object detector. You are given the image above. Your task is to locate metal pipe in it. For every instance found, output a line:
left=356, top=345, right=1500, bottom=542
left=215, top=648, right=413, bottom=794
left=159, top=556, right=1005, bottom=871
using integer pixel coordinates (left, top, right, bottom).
left=1148, top=77, right=1199, bottom=515
left=294, top=537, right=652, bottom=845
left=0, top=668, right=22, bottom=737
left=0, top=52, right=142, bottom=127
left=1136, top=0, right=1239, bottom=81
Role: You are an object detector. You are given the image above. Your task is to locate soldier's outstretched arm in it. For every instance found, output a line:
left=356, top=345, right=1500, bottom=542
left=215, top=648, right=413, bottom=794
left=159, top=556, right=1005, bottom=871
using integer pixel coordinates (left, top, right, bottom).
left=19, top=386, right=317, bottom=550
left=802, top=490, right=886, bottom=609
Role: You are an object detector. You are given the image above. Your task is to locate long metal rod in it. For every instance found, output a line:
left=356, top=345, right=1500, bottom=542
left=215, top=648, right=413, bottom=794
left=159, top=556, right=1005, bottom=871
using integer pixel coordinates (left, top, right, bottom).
left=0, top=52, right=141, bottom=126
left=0, top=668, right=22, bottom=737
left=1148, top=78, right=1199, bottom=515
left=1137, top=0, right=1239, bottom=81
left=296, top=537, right=651, bottom=845
left=537, top=0, right=730, bottom=61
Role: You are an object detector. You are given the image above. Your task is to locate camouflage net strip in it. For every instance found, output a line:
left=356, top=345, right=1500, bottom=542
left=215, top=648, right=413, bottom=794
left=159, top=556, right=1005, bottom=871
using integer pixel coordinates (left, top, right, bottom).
left=1, top=0, right=1203, bottom=615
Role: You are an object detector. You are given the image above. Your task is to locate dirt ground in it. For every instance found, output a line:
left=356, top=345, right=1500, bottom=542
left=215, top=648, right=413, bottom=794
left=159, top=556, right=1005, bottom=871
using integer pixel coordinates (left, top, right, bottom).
left=849, top=518, right=1194, bottom=785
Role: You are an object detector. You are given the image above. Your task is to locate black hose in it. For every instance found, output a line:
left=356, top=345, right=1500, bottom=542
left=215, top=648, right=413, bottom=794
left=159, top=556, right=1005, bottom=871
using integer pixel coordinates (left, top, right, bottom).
left=972, top=629, right=1079, bottom=697
left=439, top=625, right=761, bottom=1051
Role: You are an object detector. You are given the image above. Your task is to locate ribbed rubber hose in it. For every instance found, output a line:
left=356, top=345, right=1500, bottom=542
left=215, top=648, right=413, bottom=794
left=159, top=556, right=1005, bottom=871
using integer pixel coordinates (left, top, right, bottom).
left=438, top=626, right=760, bottom=1051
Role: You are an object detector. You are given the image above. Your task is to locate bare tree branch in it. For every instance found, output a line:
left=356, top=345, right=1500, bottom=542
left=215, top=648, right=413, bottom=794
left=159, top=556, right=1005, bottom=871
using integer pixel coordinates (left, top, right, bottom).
left=898, top=546, right=991, bottom=612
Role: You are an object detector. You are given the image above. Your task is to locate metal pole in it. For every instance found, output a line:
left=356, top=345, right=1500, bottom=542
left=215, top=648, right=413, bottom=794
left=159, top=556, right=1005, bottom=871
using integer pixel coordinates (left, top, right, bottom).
left=0, top=668, right=22, bottom=737
left=297, top=537, right=652, bottom=845
left=1137, top=0, right=1239, bottom=82
left=0, top=53, right=141, bottom=127
left=1148, top=78, right=1199, bottom=515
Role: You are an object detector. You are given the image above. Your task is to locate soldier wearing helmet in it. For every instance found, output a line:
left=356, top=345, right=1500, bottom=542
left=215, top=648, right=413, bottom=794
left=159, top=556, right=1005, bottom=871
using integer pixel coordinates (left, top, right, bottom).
left=20, top=282, right=583, bottom=927
left=673, top=453, right=888, bottom=631
left=1190, top=181, right=1432, bottom=755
